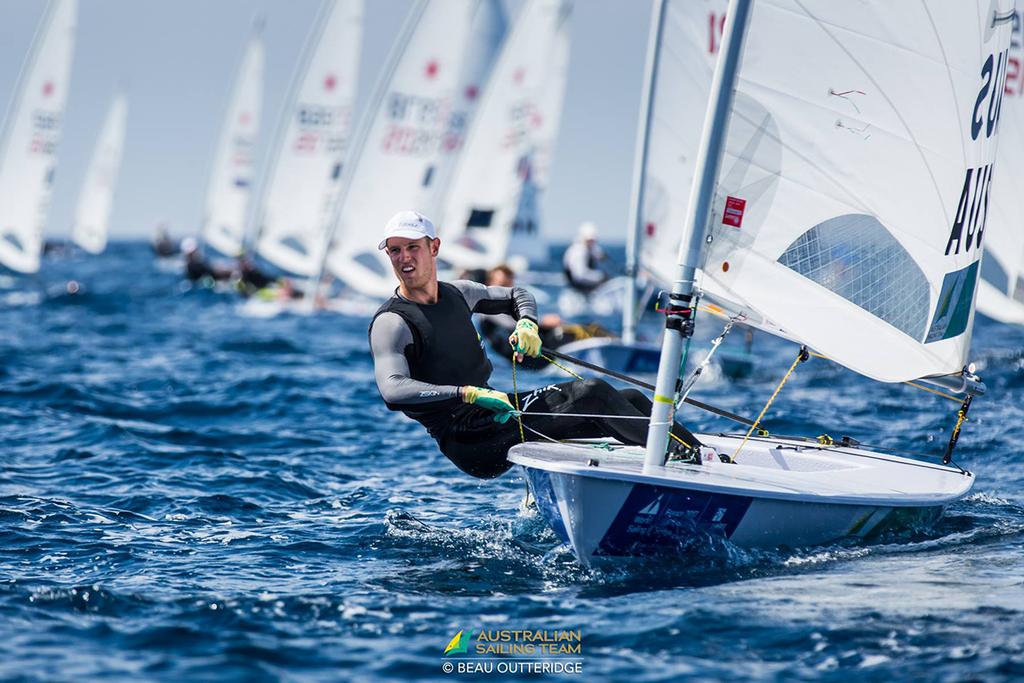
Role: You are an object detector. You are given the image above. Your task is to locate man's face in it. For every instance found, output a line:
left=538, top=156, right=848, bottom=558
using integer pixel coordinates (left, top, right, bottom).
left=385, top=236, right=439, bottom=289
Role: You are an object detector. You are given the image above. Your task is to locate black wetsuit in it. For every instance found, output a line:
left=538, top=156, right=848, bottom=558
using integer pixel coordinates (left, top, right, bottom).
left=369, top=280, right=700, bottom=479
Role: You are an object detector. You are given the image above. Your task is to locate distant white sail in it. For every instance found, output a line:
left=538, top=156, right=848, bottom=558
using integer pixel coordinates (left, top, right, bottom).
left=202, top=22, right=263, bottom=258
left=254, top=0, right=363, bottom=276
left=71, top=91, right=127, bottom=255
left=0, top=0, right=76, bottom=273
left=323, top=0, right=507, bottom=297
left=976, top=9, right=1024, bottom=325
left=639, top=0, right=726, bottom=291
left=439, top=0, right=572, bottom=270
left=693, top=0, right=1012, bottom=383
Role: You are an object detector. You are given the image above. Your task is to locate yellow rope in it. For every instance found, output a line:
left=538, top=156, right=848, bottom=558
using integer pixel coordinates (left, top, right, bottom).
left=511, top=348, right=525, bottom=444
left=950, top=405, right=968, bottom=441
left=540, top=353, right=586, bottom=381
left=809, top=350, right=962, bottom=404
left=730, top=348, right=806, bottom=463
left=902, top=381, right=962, bottom=404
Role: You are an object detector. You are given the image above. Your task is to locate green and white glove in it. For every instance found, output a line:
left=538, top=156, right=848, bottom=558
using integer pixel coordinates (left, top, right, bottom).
left=508, top=318, right=542, bottom=358
left=462, top=386, right=515, bottom=423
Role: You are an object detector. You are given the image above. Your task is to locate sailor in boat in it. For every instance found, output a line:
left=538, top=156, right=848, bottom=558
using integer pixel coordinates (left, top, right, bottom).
left=368, top=210, right=702, bottom=479
left=234, top=252, right=276, bottom=297
left=561, top=221, right=608, bottom=295
left=151, top=225, right=178, bottom=257
left=478, top=263, right=611, bottom=371
left=181, top=238, right=233, bottom=284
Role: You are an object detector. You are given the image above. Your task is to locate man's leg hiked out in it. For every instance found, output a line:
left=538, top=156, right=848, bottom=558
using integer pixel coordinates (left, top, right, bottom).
left=516, top=379, right=701, bottom=448
left=440, top=379, right=703, bottom=479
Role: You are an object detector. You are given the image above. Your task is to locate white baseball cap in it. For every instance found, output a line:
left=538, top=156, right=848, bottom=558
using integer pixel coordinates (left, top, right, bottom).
left=577, top=221, right=598, bottom=240
left=378, top=210, right=437, bottom=250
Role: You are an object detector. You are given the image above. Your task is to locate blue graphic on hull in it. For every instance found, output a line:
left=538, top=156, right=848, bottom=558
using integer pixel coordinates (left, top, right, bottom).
left=596, top=483, right=752, bottom=557
left=524, top=469, right=569, bottom=544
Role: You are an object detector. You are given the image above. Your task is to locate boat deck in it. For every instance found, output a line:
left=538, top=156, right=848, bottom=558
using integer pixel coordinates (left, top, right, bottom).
left=509, top=433, right=974, bottom=507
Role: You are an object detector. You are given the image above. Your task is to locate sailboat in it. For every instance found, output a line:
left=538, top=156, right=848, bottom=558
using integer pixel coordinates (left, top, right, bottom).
left=253, top=0, right=363, bottom=279
left=319, top=0, right=507, bottom=299
left=438, top=0, right=572, bottom=272
left=71, top=90, right=127, bottom=255
left=0, top=0, right=76, bottom=274
left=201, top=19, right=263, bottom=259
left=553, top=0, right=729, bottom=375
left=975, top=18, right=1024, bottom=325
left=509, top=0, right=1011, bottom=565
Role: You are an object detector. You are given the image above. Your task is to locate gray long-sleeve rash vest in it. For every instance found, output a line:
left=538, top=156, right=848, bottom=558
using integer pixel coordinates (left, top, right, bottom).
left=369, top=280, right=538, bottom=408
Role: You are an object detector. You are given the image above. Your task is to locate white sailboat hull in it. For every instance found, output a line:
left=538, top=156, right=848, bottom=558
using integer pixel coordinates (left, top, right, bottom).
left=509, top=433, right=973, bottom=566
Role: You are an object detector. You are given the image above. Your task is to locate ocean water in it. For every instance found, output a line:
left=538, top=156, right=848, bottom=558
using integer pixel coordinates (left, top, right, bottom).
left=0, top=241, right=1022, bottom=682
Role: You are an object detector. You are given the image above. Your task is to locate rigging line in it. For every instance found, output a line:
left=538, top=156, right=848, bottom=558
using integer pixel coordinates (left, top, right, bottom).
left=511, top=348, right=525, bottom=444
left=731, top=432, right=968, bottom=474
left=677, top=318, right=735, bottom=408
left=730, top=345, right=809, bottom=463
left=512, top=411, right=651, bottom=421
left=542, top=348, right=759, bottom=427
left=807, top=350, right=963, bottom=403
left=902, top=381, right=962, bottom=403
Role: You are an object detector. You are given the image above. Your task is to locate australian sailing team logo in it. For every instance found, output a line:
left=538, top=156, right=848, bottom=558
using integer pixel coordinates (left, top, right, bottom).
left=441, top=628, right=583, bottom=675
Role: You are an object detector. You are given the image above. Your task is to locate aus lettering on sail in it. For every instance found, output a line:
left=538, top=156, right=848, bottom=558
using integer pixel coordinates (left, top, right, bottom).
left=946, top=47, right=1010, bottom=257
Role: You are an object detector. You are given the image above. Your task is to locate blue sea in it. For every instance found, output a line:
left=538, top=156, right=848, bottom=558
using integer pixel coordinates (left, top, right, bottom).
left=0, top=241, right=1022, bottom=682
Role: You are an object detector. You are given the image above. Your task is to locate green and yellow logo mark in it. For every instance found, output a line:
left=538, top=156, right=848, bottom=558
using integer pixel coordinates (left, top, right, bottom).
left=443, top=629, right=474, bottom=656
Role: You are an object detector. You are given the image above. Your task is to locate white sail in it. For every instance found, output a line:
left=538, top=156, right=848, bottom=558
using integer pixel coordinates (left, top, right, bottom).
left=323, top=0, right=507, bottom=297
left=0, top=0, right=76, bottom=273
left=439, top=0, right=572, bottom=270
left=201, top=23, right=263, bottom=258
left=71, top=91, right=127, bottom=255
left=639, top=0, right=728, bottom=290
left=254, top=0, right=363, bottom=276
left=685, top=0, right=1014, bottom=384
left=976, top=9, right=1024, bottom=324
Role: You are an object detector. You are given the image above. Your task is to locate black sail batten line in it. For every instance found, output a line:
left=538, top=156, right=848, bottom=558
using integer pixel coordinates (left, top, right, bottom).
left=541, top=348, right=758, bottom=428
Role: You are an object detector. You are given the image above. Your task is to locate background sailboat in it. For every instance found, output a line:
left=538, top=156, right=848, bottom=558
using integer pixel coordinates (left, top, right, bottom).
left=253, top=0, right=363, bottom=278
left=71, top=90, right=127, bottom=255
left=438, top=0, right=573, bottom=272
left=975, top=17, right=1024, bottom=325
left=552, top=0, right=727, bottom=374
left=201, top=19, right=263, bottom=259
left=0, top=0, right=76, bottom=274
left=320, top=0, right=507, bottom=298
left=510, top=0, right=1011, bottom=564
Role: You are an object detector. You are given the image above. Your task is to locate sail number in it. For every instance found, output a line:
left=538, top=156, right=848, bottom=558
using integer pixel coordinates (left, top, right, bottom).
left=971, top=50, right=1008, bottom=139
left=708, top=12, right=726, bottom=54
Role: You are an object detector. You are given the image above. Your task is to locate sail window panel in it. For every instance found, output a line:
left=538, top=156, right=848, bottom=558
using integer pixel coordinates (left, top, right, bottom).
left=980, top=254, right=1010, bottom=295
left=777, top=214, right=929, bottom=340
left=354, top=251, right=389, bottom=278
left=1014, top=276, right=1024, bottom=305
left=466, top=209, right=495, bottom=229
left=1, top=233, right=25, bottom=253
left=280, top=237, right=309, bottom=259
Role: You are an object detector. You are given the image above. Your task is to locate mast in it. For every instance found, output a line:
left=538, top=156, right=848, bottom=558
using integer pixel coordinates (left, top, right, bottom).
left=623, top=0, right=667, bottom=345
left=643, top=0, right=752, bottom=470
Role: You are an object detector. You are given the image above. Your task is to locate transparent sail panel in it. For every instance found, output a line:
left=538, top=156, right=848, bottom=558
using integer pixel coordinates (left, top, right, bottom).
left=778, top=214, right=929, bottom=340
left=980, top=254, right=1010, bottom=294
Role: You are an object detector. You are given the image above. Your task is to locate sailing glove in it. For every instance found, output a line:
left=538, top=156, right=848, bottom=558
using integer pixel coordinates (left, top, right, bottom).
left=462, top=386, right=515, bottom=423
left=509, top=318, right=542, bottom=358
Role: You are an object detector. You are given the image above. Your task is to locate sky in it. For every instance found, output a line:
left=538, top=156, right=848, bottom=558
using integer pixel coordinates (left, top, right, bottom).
left=0, top=0, right=654, bottom=243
